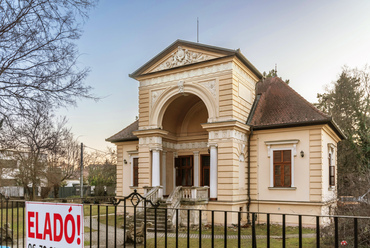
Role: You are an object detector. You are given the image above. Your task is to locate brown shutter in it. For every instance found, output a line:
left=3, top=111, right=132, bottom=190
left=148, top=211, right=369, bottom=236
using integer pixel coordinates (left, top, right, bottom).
left=133, top=158, right=139, bottom=187
left=273, top=150, right=291, bottom=187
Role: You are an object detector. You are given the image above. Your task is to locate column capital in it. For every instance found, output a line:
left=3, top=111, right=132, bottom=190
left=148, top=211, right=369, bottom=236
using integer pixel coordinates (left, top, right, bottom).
left=193, top=151, right=200, bottom=155
left=207, top=142, right=218, bottom=148
left=149, top=147, right=162, bottom=152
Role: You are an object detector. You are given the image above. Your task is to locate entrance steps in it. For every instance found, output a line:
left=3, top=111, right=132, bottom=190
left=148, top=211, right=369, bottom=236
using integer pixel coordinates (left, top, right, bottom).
left=136, top=199, right=175, bottom=232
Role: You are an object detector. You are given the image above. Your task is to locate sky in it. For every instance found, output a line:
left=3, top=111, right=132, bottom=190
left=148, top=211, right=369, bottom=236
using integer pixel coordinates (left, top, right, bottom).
left=57, top=0, right=370, bottom=152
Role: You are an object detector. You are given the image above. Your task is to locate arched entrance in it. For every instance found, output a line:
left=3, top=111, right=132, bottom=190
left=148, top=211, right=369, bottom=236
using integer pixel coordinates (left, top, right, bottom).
left=160, top=93, right=210, bottom=193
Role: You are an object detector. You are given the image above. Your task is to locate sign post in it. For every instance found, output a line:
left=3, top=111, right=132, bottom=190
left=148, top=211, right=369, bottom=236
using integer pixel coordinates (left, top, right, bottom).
left=26, top=202, right=84, bottom=248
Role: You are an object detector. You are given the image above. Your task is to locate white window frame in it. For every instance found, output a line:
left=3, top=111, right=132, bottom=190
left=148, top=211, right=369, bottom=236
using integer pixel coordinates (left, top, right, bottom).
left=265, top=140, right=299, bottom=188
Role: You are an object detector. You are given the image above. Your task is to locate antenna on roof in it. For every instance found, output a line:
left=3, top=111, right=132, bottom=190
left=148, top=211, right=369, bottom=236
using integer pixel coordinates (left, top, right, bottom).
left=275, top=63, right=277, bottom=77
left=197, top=17, right=199, bottom=43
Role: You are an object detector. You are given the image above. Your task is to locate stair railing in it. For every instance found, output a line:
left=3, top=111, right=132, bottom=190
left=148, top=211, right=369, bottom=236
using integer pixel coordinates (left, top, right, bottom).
left=143, top=186, right=163, bottom=208
left=165, top=186, right=182, bottom=226
left=181, top=186, right=209, bottom=202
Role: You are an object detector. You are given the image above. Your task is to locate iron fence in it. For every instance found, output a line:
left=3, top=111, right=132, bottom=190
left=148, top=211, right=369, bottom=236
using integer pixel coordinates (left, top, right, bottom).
left=0, top=191, right=369, bottom=248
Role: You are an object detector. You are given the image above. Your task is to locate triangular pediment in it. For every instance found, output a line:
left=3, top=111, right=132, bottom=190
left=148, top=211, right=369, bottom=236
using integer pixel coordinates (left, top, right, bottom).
left=146, top=45, right=221, bottom=73
left=130, top=40, right=241, bottom=78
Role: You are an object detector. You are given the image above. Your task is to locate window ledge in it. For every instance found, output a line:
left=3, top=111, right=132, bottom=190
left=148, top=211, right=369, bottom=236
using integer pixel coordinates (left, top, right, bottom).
left=268, top=187, right=297, bottom=190
left=328, top=186, right=335, bottom=191
left=129, top=186, right=139, bottom=189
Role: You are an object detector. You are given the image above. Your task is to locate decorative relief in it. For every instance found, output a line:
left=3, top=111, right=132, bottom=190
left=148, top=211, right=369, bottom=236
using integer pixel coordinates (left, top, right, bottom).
left=140, top=62, right=233, bottom=87
left=139, top=136, right=162, bottom=145
left=200, top=80, right=217, bottom=97
left=209, top=130, right=247, bottom=142
left=151, top=89, right=165, bottom=108
left=152, top=46, right=215, bottom=72
left=178, top=81, right=184, bottom=93
left=163, top=141, right=208, bottom=150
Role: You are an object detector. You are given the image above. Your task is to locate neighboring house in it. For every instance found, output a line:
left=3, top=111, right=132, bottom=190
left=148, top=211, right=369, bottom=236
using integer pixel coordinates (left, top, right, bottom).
left=107, top=40, right=344, bottom=224
left=0, top=150, right=19, bottom=187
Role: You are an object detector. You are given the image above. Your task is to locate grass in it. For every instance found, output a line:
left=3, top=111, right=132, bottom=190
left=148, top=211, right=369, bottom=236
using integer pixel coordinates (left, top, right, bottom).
left=185, top=224, right=315, bottom=236
left=145, top=236, right=317, bottom=248
left=0, top=205, right=26, bottom=236
left=84, top=226, right=97, bottom=233
left=83, top=205, right=115, bottom=216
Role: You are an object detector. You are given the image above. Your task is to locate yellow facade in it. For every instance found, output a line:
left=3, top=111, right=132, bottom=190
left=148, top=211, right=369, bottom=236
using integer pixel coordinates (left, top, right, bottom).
left=108, top=40, right=343, bottom=225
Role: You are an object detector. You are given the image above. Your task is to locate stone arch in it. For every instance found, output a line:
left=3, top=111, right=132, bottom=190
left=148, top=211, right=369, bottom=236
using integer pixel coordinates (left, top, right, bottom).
left=151, top=83, right=217, bottom=128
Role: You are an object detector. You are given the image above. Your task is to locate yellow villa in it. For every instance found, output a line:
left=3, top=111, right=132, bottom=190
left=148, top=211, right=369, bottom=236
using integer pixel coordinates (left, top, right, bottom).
left=107, top=40, right=344, bottom=225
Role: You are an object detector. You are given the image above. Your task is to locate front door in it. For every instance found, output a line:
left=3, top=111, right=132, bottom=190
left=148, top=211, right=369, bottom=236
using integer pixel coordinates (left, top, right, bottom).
left=175, top=156, right=193, bottom=186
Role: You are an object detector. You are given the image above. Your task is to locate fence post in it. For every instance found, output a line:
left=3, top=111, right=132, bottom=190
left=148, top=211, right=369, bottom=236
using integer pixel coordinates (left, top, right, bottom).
left=252, top=213, right=257, bottom=248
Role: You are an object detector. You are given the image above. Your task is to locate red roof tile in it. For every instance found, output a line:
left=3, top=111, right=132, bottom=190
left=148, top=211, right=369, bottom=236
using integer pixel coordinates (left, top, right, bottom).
left=248, top=77, right=331, bottom=128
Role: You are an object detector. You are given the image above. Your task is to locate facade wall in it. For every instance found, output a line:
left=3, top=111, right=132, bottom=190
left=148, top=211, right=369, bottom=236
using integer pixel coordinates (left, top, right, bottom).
left=231, top=60, right=258, bottom=122
left=111, top=43, right=341, bottom=225
left=321, top=125, right=341, bottom=204
left=254, top=127, right=311, bottom=202
left=309, top=128, right=323, bottom=201
left=116, top=141, right=138, bottom=196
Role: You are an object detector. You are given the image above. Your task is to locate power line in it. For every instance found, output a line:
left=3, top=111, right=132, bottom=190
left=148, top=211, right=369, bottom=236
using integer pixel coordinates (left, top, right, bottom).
left=83, top=145, right=111, bottom=155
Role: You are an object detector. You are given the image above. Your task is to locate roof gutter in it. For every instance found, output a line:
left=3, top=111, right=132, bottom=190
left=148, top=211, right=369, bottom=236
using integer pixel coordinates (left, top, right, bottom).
left=253, top=119, right=346, bottom=140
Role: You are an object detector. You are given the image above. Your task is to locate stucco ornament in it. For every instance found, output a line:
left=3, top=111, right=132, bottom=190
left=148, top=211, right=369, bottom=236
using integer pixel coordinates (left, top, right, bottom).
left=151, top=89, right=165, bottom=108
left=178, top=80, right=184, bottom=93
left=200, top=80, right=217, bottom=97
left=152, top=46, right=214, bottom=72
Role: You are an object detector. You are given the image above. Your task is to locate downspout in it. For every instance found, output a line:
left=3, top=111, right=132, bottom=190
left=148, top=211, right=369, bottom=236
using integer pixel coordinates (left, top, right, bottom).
left=245, top=80, right=262, bottom=224
left=247, top=126, right=253, bottom=224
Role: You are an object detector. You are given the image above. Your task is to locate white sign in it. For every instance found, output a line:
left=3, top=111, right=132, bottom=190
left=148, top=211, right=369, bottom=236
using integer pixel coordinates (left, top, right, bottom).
left=26, top=202, right=84, bottom=248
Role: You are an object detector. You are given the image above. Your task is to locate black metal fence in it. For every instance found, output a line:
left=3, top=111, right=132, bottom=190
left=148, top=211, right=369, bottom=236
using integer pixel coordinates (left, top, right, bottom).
left=0, top=191, right=369, bottom=248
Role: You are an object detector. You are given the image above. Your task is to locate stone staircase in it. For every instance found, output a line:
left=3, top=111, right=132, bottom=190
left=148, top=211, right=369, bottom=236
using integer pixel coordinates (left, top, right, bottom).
left=136, top=199, right=175, bottom=233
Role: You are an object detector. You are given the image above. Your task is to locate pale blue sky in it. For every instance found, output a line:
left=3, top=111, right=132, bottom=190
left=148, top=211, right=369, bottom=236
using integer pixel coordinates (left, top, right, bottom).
left=58, top=0, right=370, bottom=151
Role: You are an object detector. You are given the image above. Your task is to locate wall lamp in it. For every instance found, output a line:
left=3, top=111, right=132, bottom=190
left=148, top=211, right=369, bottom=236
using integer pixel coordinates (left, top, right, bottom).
left=300, top=151, right=304, bottom=158
left=124, top=159, right=127, bottom=164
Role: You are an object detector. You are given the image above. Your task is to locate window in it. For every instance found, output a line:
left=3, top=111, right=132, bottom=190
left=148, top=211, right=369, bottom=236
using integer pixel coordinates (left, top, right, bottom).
left=265, top=139, right=298, bottom=189
left=133, top=157, right=139, bottom=187
left=328, top=144, right=335, bottom=187
left=273, top=150, right=291, bottom=187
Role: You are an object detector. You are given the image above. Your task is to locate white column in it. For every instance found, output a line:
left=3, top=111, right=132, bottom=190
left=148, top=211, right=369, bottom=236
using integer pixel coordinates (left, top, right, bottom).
left=162, top=151, right=167, bottom=194
left=193, top=151, right=200, bottom=187
left=209, top=144, right=218, bottom=199
left=152, top=149, right=160, bottom=187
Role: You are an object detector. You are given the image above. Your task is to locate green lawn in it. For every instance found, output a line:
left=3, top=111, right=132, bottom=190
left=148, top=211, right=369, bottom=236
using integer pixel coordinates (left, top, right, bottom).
left=145, top=236, right=318, bottom=248
left=83, top=204, right=116, bottom=216
left=0, top=206, right=26, bottom=236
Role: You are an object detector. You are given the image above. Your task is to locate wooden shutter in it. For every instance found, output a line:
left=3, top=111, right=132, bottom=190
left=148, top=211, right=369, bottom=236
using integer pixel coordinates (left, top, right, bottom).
left=329, top=153, right=335, bottom=186
left=133, top=158, right=139, bottom=187
left=273, top=150, right=291, bottom=187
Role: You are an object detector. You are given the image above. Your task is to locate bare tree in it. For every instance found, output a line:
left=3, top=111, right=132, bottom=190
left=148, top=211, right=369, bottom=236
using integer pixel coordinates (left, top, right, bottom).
left=1, top=104, right=75, bottom=199
left=46, top=132, right=80, bottom=198
left=85, top=147, right=116, bottom=196
left=0, top=0, right=97, bottom=120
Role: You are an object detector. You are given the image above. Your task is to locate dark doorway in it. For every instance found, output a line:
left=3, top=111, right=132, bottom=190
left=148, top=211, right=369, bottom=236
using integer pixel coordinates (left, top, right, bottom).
left=201, top=155, right=210, bottom=187
left=175, top=156, right=193, bottom=186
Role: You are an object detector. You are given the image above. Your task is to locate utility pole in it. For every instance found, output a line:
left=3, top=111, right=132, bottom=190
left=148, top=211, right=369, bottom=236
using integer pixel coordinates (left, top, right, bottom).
left=80, top=143, right=83, bottom=198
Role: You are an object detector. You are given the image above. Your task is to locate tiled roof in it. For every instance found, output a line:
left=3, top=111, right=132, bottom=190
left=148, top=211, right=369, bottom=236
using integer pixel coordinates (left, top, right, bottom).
left=106, top=120, right=138, bottom=143
left=248, top=77, right=332, bottom=128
